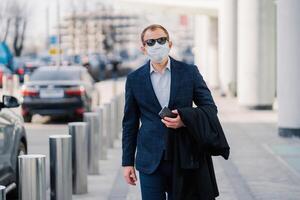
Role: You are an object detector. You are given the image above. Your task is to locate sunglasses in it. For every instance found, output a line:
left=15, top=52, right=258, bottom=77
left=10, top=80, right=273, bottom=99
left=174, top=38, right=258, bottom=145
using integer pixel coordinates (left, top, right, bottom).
left=144, top=37, right=168, bottom=47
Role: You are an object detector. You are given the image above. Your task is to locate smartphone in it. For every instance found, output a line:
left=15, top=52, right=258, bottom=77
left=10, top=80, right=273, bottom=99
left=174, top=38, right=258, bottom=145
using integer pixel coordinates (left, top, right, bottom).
left=158, top=106, right=177, bottom=119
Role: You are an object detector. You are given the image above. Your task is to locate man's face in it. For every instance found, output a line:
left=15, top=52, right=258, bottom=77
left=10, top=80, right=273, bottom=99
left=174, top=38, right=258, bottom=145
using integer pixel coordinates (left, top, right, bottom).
left=141, top=28, right=172, bottom=55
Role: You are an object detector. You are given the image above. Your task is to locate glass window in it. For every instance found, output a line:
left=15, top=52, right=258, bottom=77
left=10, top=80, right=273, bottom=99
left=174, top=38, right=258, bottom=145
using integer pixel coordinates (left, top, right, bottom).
left=30, top=68, right=82, bottom=81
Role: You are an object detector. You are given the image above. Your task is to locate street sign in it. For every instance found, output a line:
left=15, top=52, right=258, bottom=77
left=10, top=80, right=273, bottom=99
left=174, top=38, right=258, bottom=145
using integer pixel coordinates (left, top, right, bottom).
left=49, top=36, right=58, bottom=45
left=49, top=47, right=58, bottom=55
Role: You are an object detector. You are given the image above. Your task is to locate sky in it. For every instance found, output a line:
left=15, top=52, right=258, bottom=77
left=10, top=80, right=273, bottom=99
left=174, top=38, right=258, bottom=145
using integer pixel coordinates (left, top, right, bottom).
left=27, top=0, right=72, bottom=43
left=24, top=0, right=146, bottom=48
left=17, top=0, right=194, bottom=54
left=25, top=0, right=122, bottom=50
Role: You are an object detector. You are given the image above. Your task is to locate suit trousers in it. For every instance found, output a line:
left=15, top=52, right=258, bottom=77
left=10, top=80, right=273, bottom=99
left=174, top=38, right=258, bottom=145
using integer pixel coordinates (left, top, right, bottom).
left=139, top=159, right=173, bottom=200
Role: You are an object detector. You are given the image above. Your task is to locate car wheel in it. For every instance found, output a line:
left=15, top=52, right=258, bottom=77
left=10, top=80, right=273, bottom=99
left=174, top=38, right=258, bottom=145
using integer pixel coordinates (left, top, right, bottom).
left=7, top=142, right=26, bottom=199
left=23, top=114, right=32, bottom=123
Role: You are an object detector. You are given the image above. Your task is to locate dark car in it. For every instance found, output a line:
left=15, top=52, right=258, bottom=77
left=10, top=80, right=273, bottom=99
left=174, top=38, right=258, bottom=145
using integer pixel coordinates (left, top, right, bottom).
left=21, top=66, right=94, bottom=122
left=0, top=95, right=28, bottom=199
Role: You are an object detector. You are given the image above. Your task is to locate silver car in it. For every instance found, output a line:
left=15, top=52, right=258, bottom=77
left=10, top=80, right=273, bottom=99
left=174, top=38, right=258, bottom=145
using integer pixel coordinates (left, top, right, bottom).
left=0, top=95, right=27, bottom=199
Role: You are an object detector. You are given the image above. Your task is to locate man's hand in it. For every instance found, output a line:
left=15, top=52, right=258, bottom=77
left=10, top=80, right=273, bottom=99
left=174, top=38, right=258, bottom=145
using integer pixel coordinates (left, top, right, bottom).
left=161, top=109, right=185, bottom=129
left=123, top=166, right=137, bottom=185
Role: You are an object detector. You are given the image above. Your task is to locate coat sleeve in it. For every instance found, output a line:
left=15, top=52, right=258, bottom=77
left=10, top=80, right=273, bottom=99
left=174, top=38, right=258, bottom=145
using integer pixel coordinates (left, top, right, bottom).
left=178, top=107, right=230, bottom=160
left=122, top=75, right=140, bottom=166
left=192, top=65, right=218, bottom=113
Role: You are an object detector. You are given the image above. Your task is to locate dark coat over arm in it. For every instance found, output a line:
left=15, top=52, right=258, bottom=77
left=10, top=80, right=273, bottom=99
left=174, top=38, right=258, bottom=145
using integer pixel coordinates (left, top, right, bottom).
left=172, top=105, right=230, bottom=200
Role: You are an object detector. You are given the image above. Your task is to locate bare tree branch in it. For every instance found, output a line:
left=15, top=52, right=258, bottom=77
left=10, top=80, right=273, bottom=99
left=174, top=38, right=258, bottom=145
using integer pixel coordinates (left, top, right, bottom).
left=6, top=0, right=29, bottom=56
left=13, top=17, right=27, bottom=56
left=0, top=0, right=11, bottom=42
left=2, top=18, right=11, bottom=42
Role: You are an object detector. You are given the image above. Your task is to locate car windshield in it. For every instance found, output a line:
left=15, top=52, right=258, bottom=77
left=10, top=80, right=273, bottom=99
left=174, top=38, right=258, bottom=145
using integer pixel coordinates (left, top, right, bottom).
left=30, top=68, right=81, bottom=81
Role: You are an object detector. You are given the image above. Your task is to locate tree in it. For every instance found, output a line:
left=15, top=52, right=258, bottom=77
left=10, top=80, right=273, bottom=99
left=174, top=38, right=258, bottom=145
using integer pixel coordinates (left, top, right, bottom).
left=0, top=0, right=11, bottom=42
left=0, top=0, right=29, bottom=56
left=10, top=0, right=29, bottom=57
left=13, top=16, right=27, bottom=57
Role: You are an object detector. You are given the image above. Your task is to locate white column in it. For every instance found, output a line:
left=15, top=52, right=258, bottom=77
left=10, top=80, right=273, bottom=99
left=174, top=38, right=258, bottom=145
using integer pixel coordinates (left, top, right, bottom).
left=194, top=15, right=210, bottom=80
left=207, top=17, right=219, bottom=89
left=277, top=0, right=300, bottom=137
left=237, top=0, right=276, bottom=109
left=194, top=16, right=219, bottom=88
left=218, top=0, right=237, bottom=96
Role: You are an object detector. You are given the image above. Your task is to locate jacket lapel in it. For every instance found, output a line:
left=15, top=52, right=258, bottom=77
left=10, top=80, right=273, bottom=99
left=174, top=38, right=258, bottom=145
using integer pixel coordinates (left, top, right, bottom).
left=168, top=57, right=180, bottom=109
left=141, top=61, right=162, bottom=110
left=140, top=57, right=181, bottom=111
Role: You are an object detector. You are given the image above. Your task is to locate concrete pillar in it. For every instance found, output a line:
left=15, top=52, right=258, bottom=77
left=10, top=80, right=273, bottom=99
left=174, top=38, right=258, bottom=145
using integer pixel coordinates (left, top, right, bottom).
left=194, top=16, right=219, bottom=88
left=218, top=0, right=237, bottom=96
left=207, top=17, right=219, bottom=89
left=237, top=0, right=276, bottom=109
left=194, top=15, right=210, bottom=80
left=277, top=0, right=300, bottom=137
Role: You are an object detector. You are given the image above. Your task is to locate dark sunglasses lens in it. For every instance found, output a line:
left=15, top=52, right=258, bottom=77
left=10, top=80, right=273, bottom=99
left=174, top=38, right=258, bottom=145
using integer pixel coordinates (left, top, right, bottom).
left=157, top=37, right=167, bottom=45
left=146, top=39, right=155, bottom=46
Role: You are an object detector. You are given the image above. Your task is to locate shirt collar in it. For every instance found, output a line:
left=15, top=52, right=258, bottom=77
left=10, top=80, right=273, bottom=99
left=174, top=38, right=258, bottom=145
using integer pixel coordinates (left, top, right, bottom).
left=150, top=57, right=171, bottom=74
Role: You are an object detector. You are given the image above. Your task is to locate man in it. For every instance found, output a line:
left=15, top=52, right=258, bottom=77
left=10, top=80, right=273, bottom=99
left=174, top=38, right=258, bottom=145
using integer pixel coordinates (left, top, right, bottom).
left=122, top=24, right=217, bottom=200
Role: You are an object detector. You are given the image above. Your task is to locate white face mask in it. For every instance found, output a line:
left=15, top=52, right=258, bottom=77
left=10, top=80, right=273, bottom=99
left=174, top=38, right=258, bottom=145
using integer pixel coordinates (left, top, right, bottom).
left=146, top=42, right=170, bottom=63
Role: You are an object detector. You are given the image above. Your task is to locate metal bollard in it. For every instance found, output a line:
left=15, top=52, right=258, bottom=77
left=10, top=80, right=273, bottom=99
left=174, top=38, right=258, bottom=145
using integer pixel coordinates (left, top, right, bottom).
left=115, top=97, right=120, bottom=139
left=84, top=112, right=100, bottom=175
left=68, top=122, right=88, bottom=194
left=0, top=185, right=5, bottom=200
left=2, top=75, right=8, bottom=94
left=121, top=93, right=125, bottom=127
left=97, top=90, right=101, bottom=106
left=112, top=79, right=117, bottom=97
left=12, top=74, right=20, bottom=95
left=49, top=135, right=72, bottom=200
left=118, top=93, right=125, bottom=135
left=117, top=95, right=121, bottom=134
left=111, top=98, right=118, bottom=140
left=94, top=107, right=107, bottom=160
left=18, top=154, right=46, bottom=200
left=103, top=103, right=113, bottom=148
left=2, top=74, right=7, bottom=91
left=24, top=74, right=30, bottom=83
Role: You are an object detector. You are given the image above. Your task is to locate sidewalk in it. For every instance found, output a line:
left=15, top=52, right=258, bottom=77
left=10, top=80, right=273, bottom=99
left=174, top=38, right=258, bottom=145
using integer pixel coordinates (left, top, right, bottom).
left=72, top=140, right=124, bottom=200
left=82, top=81, right=300, bottom=200
left=123, top=93, right=300, bottom=200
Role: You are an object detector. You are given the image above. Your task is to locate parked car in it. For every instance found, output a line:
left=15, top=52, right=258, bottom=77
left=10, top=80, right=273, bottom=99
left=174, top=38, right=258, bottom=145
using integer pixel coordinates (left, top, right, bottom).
left=0, top=95, right=28, bottom=199
left=12, top=58, right=26, bottom=83
left=21, top=66, right=94, bottom=122
left=81, top=53, right=108, bottom=81
left=21, top=55, right=52, bottom=75
left=0, top=64, right=13, bottom=88
left=24, top=60, right=41, bottom=75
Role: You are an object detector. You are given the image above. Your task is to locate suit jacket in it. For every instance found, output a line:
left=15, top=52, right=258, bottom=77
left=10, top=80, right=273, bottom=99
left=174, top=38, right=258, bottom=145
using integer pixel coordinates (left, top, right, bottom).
left=122, top=57, right=217, bottom=174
